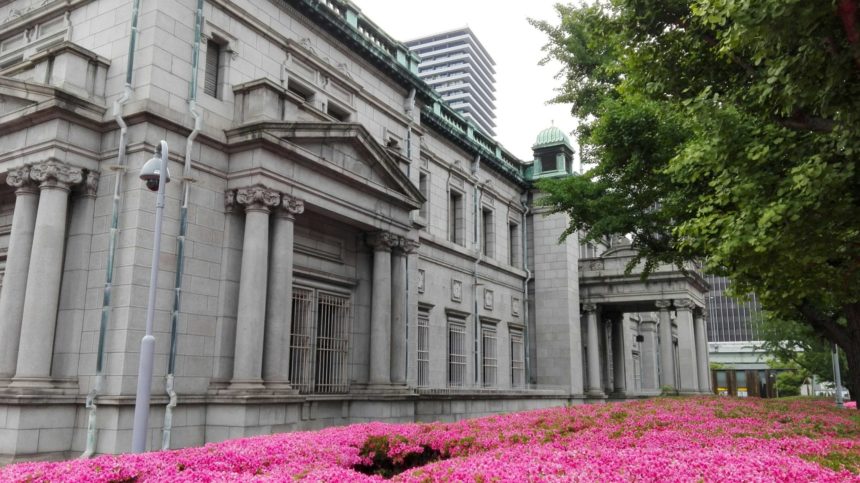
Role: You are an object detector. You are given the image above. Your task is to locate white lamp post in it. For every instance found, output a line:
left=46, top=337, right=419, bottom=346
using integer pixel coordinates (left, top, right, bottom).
left=131, top=140, right=170, bottom=452
left=833, top=344, right=844, bottom=409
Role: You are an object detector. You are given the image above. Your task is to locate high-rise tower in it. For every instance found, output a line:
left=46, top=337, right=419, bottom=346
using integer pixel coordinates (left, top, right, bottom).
left=405, top=27, right=497, bottom=136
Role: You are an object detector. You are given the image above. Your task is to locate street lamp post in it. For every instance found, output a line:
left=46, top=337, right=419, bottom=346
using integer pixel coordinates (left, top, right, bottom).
left=131, top=140, right=171, bottom=452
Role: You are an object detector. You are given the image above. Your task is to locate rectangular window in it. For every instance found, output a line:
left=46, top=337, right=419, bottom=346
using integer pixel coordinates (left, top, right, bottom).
left=482, top=208, right=494, bottom=257
left=327, top=101, right=350, bottom=122
left=510, top=328, right=525, bottom=388
left=418, top=171, right=429, bottom=220
left=287, top=79, right=314, bottom=102
left=204, top=40, right=221, bottom=98
left=448, top=319, right=467, bottom=387
left=417, top=312, right=430, bottom=387
left=508, top=221, right=520, bottom=267
left=481, top=324, right=497, bottom=387
left=448, top=190, right=464, bottom=245
left=289, top=287, right=351, bottom=394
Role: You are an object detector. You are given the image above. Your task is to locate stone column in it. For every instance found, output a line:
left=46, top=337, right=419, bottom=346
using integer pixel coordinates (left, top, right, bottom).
left=583, top=303, right=602, bottom=396
left=212, top=191, right=243, bottom=384
left=230, top=185, right=280, bottom=390
left=263, top=194, right=304, bottom=389
left=656, top=300, right=675, bottom=391
left=12, top=160, right=83, bottom=385
left=674, top=298, right=698, bottom=393
left=611, top=315, right=626, bottom=395
left=53, top=171, right=99, bottom=378
left=0, top=167, right=39, bottom=382
left=368, top=231, right=397, bottom=386
left=390, top=238, right=418, bottom=385
left=639, top=315, right=660, bottom=391
left=694, top=310, right=711, bottom=393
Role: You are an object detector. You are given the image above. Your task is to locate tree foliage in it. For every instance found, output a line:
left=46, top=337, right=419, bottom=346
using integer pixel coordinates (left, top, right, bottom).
left=532, top=0, right=860, bottom=403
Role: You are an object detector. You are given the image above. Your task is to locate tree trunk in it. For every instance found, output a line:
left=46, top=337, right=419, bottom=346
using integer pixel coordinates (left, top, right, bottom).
left=842, top=308, right=860, bottom=408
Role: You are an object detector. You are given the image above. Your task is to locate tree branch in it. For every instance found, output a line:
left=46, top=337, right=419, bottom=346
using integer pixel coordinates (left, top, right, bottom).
left=798, top=301, right=850, bottom=348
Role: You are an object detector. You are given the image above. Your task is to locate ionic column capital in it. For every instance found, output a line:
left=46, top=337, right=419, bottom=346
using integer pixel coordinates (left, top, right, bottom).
left=6, top=166, right=37, bottom=195
left=367, top=231, right=399, bottom=252
left=400, top=238, right=420, bottom=255
left=655, top=299, right=672, bottom=310
left=236, top=185, right=280, bottom=213
left=277, top=194, right=305, bottom=220
left=29, top=159, right=83, bottom=191
left=582, top=303, right=598, bottom=313
left=673, top=298, right=695, bottom=311
left=83, top=171, right=100, bottom=198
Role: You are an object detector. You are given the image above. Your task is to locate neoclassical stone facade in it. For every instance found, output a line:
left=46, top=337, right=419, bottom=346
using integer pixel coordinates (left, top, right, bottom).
left=0, top=0, right=710, bottom=461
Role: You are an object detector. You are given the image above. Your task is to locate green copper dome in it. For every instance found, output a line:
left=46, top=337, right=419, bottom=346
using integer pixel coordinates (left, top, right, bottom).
left=533, top=126, right=573, bottom=150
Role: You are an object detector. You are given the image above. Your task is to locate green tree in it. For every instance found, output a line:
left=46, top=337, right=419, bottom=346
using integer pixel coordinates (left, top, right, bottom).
left=775, top=370, right=805, bottom=398
left=531, top=0, right=860, bottom=404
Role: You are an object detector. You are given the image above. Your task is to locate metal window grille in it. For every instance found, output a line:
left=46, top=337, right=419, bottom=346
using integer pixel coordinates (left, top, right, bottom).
left=482, top=325, right=497, bottom=387
left=448, top=320, right=466, bottom=387
left=314, top=292, right=350, bottom=393
left=289, top=287, right=350, bottom=394
left=204, top=40, right=220, bottom=98
left=417, top=313, right=430, bottom=387
left=510, top=329, right=525, bottom=388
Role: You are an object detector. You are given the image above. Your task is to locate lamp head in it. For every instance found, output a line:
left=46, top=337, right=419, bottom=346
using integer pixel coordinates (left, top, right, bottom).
left=139, top=152, right=170, bottom=192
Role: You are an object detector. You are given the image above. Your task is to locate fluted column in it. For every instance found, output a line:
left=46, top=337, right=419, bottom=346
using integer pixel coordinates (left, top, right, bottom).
left=230, top=185, right=280, bottom=390
left=583, top=303, right=603, bottom=396
left=639, top=316, right=659, bottom=391
left=264, top=194, right=304, bottom=389
left=656, top=299, right=675, bottom=391
left=694, top=310, right=711, bottom=393
left=674, top=298, right=698, bottom=393
left=369, top=231, right=397, bottom=386
left=12, top=160, right=83, bottom=385
left=0, top=167, right=39, bottom=382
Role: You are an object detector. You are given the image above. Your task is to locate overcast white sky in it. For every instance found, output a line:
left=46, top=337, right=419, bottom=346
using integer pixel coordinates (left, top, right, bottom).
left=352, top=0, right=578, bottom=163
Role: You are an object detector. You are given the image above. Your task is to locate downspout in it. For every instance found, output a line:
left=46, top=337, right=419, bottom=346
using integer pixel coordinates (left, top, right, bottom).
left=520, top=193, right=532, bottom=386
left=162, top=0, right=204, bottom=451
left=471, top=155, right=482, bottom=386
left=82, top=0, right=140, bottom=459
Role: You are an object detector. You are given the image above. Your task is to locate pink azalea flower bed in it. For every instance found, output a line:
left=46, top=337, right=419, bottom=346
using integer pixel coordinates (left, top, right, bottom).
left=3, top=397, right=858, bottom=482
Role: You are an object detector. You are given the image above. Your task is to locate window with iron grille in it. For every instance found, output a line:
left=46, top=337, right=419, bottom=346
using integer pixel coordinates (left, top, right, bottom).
left=481, top=324, right=497, bottom=387
left=289, top=286, right=351, bottom=394
left=204, top=40, right=221, bottom=98
left=510, top=328, right=525, bottom=388
left=417, top=312, right=430, bottom=387
left=448, top=319, right=466, bottom=387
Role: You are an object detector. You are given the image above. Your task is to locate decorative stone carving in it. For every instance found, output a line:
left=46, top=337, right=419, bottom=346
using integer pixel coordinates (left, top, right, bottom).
left=236, top=185, right=280, bottom=212
left=29, top=159, right=83, bottom=189
left=417, top=269, right=425, bottom=293
left=224, top=189, right=237, bottom=213
left=6, top=166, right=36, bottom=193
left=589, top=260, right=604, bottom=270
left=582, top=303, right=598, bottom=313
left=483, top=288, right=494, bottom=310
left=83, top=171, right=99, bottom=197
left=451, top=279, right=462, bottom=303
left=401, top=238, right=420, bottom=254
left=367, top=231, right=398, bottom=251
left=655, top=299, right=672, bottom=310
left=511, top=296, right=520, bottom=317
left=282, top=194, right=305, bottom=218
left=673, top=298, right=694, bottom=311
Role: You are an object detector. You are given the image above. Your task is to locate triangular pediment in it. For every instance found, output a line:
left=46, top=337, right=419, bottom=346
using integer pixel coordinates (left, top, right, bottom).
left=246, top=122, right=424, bottom=208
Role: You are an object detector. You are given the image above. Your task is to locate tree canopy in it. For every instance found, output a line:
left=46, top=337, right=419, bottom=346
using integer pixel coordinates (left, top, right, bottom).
left=531, top=0, right=860, bottom=400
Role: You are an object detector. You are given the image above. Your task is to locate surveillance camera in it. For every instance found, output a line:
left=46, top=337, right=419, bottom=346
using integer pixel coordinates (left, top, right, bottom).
left=139, top=155, right=170, bottom=192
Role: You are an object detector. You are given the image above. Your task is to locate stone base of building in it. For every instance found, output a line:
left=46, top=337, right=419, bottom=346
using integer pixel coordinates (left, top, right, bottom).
left=0, top=390, right=579, bottom=463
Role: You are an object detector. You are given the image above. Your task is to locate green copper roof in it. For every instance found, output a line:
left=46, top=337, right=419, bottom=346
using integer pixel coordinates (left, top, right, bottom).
left=533, top=126, right=573, bottom=150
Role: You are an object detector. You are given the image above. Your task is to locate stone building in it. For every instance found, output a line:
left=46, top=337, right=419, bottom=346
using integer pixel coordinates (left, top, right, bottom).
left=0, top=0, right=710, bottom=461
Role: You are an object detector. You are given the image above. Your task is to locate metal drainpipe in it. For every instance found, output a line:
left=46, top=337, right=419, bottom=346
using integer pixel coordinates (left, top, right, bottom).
left=520, top=193, right=532, bottom=386
left=471, top=155, right=482, bottom=386
left=162, top=0, right=204, bottom=451
left=403, top=88, right=416, bottom=383
left=81, top=0, right=141, bottom=459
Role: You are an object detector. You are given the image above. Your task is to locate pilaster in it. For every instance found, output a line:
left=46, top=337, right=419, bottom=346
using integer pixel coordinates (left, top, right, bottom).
left=656, top=299, right=675, bottom=391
